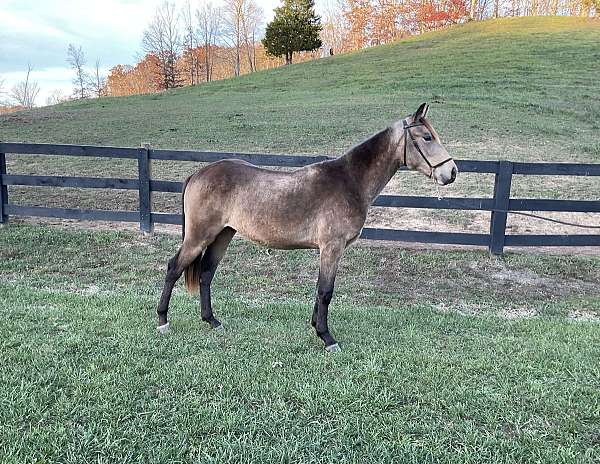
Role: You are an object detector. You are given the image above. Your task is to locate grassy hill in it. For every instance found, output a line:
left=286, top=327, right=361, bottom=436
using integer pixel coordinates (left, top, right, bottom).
left=1, top=16, right=598, bottom=232
left=1, top=16, right=599, bottom=163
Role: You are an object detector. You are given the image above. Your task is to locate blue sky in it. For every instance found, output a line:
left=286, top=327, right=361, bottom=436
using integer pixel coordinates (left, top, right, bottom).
left=0, top=0, right=290, bottom=105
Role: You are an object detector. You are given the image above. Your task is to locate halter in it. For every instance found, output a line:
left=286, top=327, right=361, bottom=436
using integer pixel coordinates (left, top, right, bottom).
left=402, top=118, right=454, bottom=177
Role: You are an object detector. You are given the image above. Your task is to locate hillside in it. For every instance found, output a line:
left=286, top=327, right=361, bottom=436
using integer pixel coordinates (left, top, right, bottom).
left=1, top=16, right=598, bottom=237
left=1, top=16, right=599, bottom=163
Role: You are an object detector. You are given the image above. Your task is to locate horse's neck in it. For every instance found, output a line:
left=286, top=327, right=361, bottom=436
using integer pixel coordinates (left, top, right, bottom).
left=343, top=128, right=400, bottom=206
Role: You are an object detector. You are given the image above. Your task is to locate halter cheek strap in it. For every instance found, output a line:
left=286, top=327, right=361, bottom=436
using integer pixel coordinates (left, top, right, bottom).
left=402, top=119, right=454, bottom=176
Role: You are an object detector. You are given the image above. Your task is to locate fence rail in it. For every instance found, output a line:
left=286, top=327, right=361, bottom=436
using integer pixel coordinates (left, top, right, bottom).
left=1, top=142, right=599, bottom=255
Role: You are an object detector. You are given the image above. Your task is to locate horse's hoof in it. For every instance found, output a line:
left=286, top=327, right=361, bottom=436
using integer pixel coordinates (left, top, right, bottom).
left=325, top=343, right=341, bottom=353
left=157, top=322, right=170, bottom=335
left=212, top=324, right=225, bottom=332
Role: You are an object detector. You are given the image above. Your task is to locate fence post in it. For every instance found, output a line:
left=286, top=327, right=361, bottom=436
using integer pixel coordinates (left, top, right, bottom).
left=137, top=143, right=153, bottom=234
left=0, top=149, right=8, bottom=226
left=489, top=160, right=513, bottom=256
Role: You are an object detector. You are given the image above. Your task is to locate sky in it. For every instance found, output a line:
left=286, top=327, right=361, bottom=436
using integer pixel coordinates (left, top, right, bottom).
left=0, top=0, right=292, bottom=106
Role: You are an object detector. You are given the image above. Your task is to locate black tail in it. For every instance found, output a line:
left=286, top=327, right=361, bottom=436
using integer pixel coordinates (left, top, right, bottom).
left=182, top=176, right=201, bottom=295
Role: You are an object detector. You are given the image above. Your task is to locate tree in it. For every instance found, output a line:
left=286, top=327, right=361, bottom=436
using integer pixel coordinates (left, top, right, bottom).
left=142, top=1, right=182, bottom=89
left=240, top=0, right=263, bottom=72
left=105, top=55, right=162, bottom=97
left=262, top=0, right=322, bottom=65
left=67, top=44, right=89, bottom=99
left=0, top=75, right=5, bottom=104
left=344, top=0, right=374, bottom=48
left=222, top=0, right=245, bottom=76
left=10, top=65, right=40, bottom=108
left=181, top=0, right=198, bottom=85
left=45, top=89, right=68, bottom=106
left=196, top=1, right=222, bottom=82
left=320, top=0, right=348, bottom=54
left=88, top=60, right=107, bottom=97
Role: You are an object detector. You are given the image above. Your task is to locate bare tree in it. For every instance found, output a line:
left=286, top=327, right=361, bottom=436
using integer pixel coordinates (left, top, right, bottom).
left=196, top=0, right=222, bottom=82
left=142, top=1, right=181, bottom=89
left=10, top=65, right=40, bottom=108
left=88, top=60, right=107, bottom=97
left=240, top=0, right=263, bottom=72
left=222, top=0, right=245, bottom=76
left=0, top=75, right=5, bottom=105
left=67, top=44, right=89, bottom=99
left=320, top=0, right=347, bottom=55
left=45, top=89, right=68, bottom=106
left=181, top=0, right=198, bottom=85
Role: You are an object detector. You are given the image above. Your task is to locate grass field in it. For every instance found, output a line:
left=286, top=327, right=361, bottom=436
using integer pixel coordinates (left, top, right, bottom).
left=1, top=224, right=600, bottom=463
left=1, top=17, right=600, bottom=462
left=1, top=16, right=599, bottom=235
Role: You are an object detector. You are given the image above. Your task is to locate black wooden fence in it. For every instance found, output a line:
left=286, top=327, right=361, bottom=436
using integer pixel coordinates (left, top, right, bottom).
left=0, top=142, right=599, bottom=255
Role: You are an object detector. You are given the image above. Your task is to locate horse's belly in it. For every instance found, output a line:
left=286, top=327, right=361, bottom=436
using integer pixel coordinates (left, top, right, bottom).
left=232, top=219, right=317, bottom=250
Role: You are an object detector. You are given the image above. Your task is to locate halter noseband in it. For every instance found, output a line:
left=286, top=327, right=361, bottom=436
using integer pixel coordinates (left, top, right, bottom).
left=402, top=119, right=454, bottom=176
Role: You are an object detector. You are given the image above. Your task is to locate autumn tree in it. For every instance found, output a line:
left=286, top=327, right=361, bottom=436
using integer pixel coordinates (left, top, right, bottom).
left=343, top=0, right=374, bottom=49
left=371, top=0, right=402, bottom=44
left=142, top=1, right=182, bottom=89
left=67, top=44, right=89, bottom=98
left=105, top=55, right=162, bottom=97
left=10, top=65, right=40, bottom=108
left=263, top=0, right=322, bottom=65
left=415, top=0, right=468, bottom=32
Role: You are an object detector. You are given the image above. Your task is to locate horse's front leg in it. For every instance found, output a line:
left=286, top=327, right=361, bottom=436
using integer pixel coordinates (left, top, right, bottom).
left=312, top=240, right=345, bottom=352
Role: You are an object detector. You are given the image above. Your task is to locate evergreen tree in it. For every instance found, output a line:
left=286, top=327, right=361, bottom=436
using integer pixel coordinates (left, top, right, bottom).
left=262, top=0, right=322, bottom=65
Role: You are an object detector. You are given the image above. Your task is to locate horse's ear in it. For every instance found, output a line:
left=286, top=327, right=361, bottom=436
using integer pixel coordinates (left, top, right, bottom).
left=414, top=102, right=429, bottom=120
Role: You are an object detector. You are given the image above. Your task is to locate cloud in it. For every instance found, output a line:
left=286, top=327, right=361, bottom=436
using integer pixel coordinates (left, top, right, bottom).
left=0, top=0, right=321, bottom=106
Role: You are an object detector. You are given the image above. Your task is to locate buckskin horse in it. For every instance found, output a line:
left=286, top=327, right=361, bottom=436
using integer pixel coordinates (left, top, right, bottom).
left=156, top=103, right=457, bottom=352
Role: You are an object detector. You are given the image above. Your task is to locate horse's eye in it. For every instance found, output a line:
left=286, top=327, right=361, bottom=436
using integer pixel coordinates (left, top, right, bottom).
left=423, top=134, right=433, bottom=142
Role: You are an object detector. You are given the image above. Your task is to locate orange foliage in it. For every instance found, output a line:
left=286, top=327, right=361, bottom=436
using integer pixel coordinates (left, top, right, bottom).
left=106, top=54, right=162, bottom=96
left=0, top=105, right=25, bottom=114
left=344, top=0, right=374, bottom=49
left=414, top=0, right=468, bottom=32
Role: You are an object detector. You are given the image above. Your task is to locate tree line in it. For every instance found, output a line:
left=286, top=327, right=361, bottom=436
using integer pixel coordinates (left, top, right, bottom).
left=0, top=0, right=597, bottom=111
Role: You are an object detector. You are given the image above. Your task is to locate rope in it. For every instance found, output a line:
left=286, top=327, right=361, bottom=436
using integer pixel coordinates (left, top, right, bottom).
left=494, top=210, right=600, bottom=230
left=430, top=167, right=599, bottom=231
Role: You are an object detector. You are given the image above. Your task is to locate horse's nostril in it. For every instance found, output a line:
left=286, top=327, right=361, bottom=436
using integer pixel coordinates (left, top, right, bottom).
left=450, top=167, right=457, bottom=182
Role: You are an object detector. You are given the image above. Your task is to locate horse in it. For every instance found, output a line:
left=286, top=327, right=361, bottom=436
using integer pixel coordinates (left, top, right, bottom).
left=156, top=103, right=457, bottom=352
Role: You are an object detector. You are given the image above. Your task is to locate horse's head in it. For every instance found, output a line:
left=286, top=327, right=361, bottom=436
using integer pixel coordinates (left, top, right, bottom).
left=393, top=103, right=457, bottom=186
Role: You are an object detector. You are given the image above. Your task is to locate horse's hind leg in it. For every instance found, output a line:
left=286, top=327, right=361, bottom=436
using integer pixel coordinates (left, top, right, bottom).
left=199, top=227, right=236, bottom=329
left=156, top=239, right=207, bottom=333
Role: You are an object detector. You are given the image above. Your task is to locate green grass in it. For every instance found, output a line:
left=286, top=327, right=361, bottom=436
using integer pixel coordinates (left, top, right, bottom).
left=1, top=19, right=599, bottom=461
left=1, top=224, right=600, bottom=462
left=1, top=16, right=599, bottom=232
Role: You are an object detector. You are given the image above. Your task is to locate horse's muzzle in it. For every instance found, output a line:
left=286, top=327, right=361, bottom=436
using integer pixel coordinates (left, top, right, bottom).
left=434, top=165, right=458, bottom=186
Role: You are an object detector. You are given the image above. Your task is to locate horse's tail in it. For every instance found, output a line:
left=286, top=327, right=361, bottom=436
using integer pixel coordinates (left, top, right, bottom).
left=182, top=176, right=201, bottom=295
